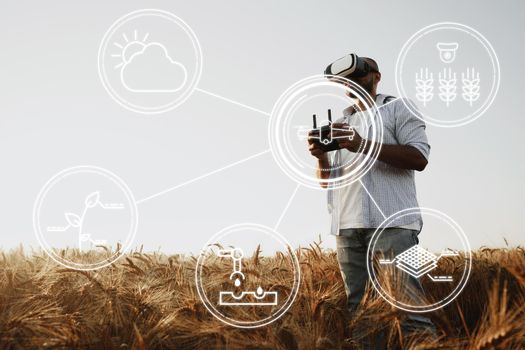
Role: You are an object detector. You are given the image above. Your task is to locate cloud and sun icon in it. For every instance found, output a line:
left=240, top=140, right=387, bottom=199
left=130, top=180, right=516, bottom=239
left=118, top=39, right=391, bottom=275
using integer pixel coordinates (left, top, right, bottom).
left=112, top=30, right=188, bottom=93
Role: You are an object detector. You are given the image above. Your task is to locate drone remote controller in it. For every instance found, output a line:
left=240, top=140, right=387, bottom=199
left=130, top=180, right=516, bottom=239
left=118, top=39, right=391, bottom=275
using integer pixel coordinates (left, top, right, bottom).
left=309, top=109, right=353, bottom=152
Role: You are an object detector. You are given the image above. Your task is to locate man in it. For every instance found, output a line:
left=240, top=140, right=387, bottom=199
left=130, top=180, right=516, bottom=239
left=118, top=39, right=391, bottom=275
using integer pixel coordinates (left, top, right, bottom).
left=308, top=56, right=435, bottom=335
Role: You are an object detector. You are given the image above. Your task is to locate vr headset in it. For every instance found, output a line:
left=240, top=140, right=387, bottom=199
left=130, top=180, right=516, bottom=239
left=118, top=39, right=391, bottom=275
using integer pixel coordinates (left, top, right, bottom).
left=324, top=53, right=376, bottom=79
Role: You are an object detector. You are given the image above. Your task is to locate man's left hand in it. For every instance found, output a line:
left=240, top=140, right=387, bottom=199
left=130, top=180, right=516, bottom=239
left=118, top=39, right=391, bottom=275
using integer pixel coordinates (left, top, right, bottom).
left=332, top=123, right=365, bottom=153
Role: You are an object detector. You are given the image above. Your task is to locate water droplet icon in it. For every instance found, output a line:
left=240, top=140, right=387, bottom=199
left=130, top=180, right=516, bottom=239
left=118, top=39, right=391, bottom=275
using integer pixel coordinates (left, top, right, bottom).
left=256, top=286, right=263, bottom=296
left=234, top=278, right=241, bottom=287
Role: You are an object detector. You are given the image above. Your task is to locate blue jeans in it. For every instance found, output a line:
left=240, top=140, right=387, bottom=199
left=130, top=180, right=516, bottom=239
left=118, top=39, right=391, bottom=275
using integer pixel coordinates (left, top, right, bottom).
left=336, top=227, right=436, bottom=334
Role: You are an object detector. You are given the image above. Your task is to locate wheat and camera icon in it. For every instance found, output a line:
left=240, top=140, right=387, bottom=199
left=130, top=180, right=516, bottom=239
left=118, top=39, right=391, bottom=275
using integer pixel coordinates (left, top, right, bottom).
left=415, top=42, right=481, bottom=107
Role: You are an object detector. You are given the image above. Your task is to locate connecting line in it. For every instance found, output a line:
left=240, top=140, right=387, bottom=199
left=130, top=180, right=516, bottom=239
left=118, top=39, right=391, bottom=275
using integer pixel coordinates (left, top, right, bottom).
left=377, top=97, right=400, bottom=111
left=358, top=179, right=387, bottom=220
left=274, top=183, right=301, bottom=231
left=195, top=87, right=271, bottom=118
left=135, top=149, right=271, bottom=205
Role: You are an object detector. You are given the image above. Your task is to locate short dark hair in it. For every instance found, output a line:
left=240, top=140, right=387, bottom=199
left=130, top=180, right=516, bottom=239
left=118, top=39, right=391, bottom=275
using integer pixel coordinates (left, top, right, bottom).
left=362, top=57, right=379, bottom=73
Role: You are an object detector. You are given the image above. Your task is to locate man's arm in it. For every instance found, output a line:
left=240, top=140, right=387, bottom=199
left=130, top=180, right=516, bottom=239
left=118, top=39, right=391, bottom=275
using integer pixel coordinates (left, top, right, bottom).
left=332, top=123, right=428, bottom=171
left=363, top=141, right=427, bottom=171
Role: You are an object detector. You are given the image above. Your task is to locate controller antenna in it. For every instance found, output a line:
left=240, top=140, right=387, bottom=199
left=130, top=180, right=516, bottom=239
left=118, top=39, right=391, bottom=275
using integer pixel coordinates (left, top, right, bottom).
left=328, top=109, right=332, bottom=124
left=313, top=114, right=317, bottom=129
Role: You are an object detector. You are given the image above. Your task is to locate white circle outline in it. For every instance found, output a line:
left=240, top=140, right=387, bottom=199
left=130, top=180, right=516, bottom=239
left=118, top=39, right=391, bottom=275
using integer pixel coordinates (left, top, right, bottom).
left=33, top=165, right=139, bottom=270
left=97, top=9, right=203, bottom=115
left=366, top=207, right=472, bottom=313
left=269, top=75, right=384, bottom=190
left=395, top=22, right=501, bottom=128
left=195, top=223, right=301, bottom=328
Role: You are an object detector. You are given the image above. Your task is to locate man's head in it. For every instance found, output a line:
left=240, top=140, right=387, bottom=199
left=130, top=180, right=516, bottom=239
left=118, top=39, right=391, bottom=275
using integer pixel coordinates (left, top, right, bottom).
left=345, top=57, right=381, bottom=99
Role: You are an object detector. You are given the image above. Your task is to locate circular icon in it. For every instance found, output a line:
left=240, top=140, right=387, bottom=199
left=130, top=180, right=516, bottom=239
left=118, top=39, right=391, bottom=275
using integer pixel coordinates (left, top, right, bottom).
left=366, top=208, right=472, bottom=313
left=195, top=223, right=300, bottom=328
left=98, top=9, right=202, bottom=114
left=269, top=75, right=383, bottom=190
left=396, top=22, right=500, bottom=127
left=33, top=166, right=138, bottom=270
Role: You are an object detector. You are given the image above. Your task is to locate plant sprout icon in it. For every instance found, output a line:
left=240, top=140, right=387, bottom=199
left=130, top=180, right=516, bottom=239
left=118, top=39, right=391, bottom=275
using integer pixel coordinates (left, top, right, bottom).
left=46, top=191, right=125, bottom=251
left=378, top=245, right=459, bottom=282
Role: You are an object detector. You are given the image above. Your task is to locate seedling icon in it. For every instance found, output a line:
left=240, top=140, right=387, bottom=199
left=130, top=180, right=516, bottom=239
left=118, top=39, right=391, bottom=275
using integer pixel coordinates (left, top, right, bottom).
left=46, top=191, right=124, bottom=251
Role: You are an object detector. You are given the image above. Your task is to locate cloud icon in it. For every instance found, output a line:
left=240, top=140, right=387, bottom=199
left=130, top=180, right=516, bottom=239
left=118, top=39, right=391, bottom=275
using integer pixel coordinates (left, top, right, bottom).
left=120, top=42, right=188, bottom=93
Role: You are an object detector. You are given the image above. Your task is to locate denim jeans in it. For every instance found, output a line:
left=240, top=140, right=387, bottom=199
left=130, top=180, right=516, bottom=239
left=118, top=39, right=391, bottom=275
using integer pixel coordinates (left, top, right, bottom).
left=336, top=227, right=436, bottom=336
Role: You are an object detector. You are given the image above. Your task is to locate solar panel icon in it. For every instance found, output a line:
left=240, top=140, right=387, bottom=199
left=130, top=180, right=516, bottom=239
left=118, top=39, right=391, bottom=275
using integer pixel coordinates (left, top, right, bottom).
left=396, top=245, right=438, bottom=278
left=378, top=245, right=458, bottom=282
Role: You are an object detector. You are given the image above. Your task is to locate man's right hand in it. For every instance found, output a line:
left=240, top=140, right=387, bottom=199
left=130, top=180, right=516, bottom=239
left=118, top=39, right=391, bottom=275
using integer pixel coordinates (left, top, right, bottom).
left=308, top=131, right=327, bottom=160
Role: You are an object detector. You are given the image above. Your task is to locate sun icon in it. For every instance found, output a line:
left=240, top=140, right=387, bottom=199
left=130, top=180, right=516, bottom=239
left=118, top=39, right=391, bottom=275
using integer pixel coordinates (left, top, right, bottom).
left=111, top=30, right=150, bottom=70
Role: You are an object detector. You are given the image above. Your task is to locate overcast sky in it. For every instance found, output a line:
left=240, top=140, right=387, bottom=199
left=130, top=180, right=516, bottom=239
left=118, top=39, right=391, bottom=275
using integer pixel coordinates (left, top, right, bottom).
left=1, top=0, right=524, bottom=255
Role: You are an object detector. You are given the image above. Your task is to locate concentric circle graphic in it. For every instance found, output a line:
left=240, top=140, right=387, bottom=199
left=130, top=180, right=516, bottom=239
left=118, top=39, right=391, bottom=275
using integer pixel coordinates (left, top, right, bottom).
left=33, top=166, right=138, bottom=270
left=269, top=75, right=384, bottom=190
left=195, top=223, right=301, bottom=328
left=98, top=9, right=202, bottom=114
left=395, top=22, right=500, bottom=127
left=366, top=207, right=472, bottom=313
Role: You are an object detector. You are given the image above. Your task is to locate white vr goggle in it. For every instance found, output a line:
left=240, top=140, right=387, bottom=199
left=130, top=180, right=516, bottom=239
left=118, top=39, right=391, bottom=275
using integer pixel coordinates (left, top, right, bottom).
left=324, top=53, right=376, bottom=79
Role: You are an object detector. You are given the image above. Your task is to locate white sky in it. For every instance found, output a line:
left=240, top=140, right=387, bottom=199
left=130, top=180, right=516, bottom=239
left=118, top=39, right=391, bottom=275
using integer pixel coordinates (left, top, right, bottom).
left=1, top=0, right=524, bottom=255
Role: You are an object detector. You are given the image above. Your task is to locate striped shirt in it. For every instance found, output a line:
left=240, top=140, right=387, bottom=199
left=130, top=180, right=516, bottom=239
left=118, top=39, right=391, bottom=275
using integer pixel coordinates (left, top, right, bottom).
left=328, top=96, right=430, bottom=235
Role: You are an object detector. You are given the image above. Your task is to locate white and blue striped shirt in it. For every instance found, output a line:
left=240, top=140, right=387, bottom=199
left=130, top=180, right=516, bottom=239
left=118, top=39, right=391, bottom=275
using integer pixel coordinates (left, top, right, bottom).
left=328, top=96, right=430, bottom=235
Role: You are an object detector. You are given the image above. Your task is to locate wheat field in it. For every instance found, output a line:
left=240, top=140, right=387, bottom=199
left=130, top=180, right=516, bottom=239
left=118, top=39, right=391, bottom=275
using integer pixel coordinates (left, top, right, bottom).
left=0, top=243, right=524, bottom=350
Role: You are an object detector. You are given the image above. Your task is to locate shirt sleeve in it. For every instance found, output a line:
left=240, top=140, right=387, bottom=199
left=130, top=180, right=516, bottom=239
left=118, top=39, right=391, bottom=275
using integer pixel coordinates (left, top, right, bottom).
left=394, top=98, right=431, bottom=160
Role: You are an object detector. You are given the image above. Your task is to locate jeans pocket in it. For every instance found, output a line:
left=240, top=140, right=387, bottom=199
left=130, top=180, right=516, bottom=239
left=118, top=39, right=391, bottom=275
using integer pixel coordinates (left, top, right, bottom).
left=411, top=231, right=420, bottom=245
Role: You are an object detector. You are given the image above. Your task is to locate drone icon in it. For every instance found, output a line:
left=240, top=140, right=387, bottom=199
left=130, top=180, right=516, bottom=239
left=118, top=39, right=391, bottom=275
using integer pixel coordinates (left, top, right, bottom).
left=296, top=109, right=355, bottom=149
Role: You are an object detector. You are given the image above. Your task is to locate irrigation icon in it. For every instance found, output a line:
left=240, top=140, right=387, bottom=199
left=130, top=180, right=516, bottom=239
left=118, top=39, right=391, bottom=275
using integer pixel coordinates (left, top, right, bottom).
left=217, top=247, right=278, bottom=306
left=378, top=245, right=459, bottom=282
left=195, top=223, right=300, bottom=328
left=46, top=191, right=125, bottom=252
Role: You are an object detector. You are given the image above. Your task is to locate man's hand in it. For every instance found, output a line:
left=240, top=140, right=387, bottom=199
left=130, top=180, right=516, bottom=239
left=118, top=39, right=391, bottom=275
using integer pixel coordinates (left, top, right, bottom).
left=331, top=123, right=428, bottom=171
left=308, top=130, right=327, bottom=160
left=332, top=123, right=365, bottom=153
